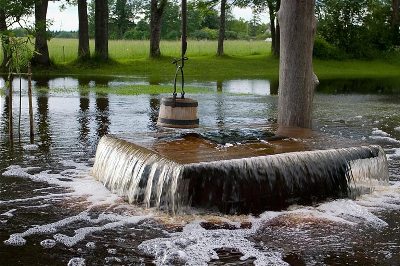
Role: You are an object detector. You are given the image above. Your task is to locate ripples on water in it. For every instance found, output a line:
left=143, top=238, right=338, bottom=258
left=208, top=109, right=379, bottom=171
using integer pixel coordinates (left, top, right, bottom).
left=1, top=78, right=400, bottom=265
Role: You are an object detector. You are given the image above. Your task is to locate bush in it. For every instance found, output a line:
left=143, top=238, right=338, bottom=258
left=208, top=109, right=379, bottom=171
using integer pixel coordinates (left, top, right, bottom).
left=225, top=31, right=238, bottom=40
left=313, top=36, right=346, bottom=60
left=123, top=29, right=149, bottom=40
left=165, top=30, right=180, bottom=40
left=191, top=28, right=218, bottom=40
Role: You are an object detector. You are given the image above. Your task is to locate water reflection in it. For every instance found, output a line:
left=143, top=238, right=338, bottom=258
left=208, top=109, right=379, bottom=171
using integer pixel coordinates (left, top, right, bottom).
left=78, top=88, right=90, bottom=146
left=95, top=93, right=110, bottom=138
left=148, top=95, right=160, bottom=130
left=2, top=75, right=400, bottom=96
left=216, top=93, right=225, bottom=131
left=36, top=80, right=52, bottom=155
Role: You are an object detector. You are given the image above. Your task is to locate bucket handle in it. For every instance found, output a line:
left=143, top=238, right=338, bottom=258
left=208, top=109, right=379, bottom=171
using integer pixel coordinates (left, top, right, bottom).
left=172, top=57, right=188, bottom=100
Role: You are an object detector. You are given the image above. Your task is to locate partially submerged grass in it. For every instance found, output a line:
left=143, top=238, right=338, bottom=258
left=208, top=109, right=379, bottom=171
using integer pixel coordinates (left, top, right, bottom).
left=35, top=84, right=213, bottom=96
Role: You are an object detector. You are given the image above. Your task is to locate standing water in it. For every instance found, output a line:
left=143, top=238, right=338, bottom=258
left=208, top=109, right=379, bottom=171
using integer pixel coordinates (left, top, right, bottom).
left=1, top=77, right=400, bottom=265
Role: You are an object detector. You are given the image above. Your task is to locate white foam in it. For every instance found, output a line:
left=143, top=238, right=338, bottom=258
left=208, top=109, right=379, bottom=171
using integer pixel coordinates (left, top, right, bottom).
left=316, top=200, right=388, bottom=227
left=394, top=126, right=400, bottom=132
left=4, top=211, right=149, bottom=247
left=139, top=192, right=398, bottom=266
left=107, top=248, right=117, bottom=255
left=386, top=148, right=400, bottom=160
left=369, top=135, right=400, bottom=144
left=104, top=257, right=122, bottom=263
left=85, top=242, right=96, bottom=249
left=40, top=239, right=56, bottom=249
left=23, top=144, right=39, bottom=151
left=372, top=128, right=391, bottom=137
left=2, top=164, right=121, bottom=207
left=53, top=214, right=148, bottom=247
left=1, top=209, right=17, bottom=218
left=67, top=257, right=86, bottom=266
left=139, top=219, right=287, bottom=266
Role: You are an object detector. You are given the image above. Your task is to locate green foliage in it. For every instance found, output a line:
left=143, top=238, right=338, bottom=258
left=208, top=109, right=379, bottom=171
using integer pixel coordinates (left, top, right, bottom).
left=2, top=35, right=35, bottom=73
left=192, top=27, right=218, bottom=40
left=313, top=36, right=345, bottom=60
left=123, top=29, right=149, bottom=40
left=316, top=0, right=394, bottom=58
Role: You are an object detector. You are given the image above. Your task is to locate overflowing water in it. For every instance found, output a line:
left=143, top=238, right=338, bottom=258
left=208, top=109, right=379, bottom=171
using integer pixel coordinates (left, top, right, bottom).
left=93, top=134, right=389, bottom=214
left=1, top=77, right=400, bottom=265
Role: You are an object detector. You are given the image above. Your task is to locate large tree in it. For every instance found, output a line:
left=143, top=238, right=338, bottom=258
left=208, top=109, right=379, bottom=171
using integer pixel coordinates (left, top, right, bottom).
left=150, top=0, right=168, bottom=57
left=32, top=0, right=50, bottom=66
left=0, top=8, right=8, bottom=69
left=95, top=0, right=109, bottom=60
left=393, top=0, right=400, bottom=44
left=78, top=0, right=90, bottom=60
left=217, top=0, right=227, bottom=56
left=267, top=0, right=280, bottom=56
left=277, top=0, right=318, bottom=128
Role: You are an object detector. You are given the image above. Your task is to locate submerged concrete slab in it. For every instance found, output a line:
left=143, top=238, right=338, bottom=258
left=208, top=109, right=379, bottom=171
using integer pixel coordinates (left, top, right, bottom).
left=92, top=130, right=389, bottom=214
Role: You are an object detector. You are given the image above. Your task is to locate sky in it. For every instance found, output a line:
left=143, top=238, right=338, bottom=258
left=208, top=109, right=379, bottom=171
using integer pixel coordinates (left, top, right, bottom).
left=46, top=2, right=268, bottom=31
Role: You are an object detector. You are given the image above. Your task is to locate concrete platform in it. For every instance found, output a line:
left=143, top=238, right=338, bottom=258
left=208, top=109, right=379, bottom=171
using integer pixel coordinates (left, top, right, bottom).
left=92, top=130, right=389, bottom=214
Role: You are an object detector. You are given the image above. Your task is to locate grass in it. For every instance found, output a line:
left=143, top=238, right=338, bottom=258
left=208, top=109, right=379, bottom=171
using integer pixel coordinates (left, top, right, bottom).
left=1, top=39, right=400, bottom=82
left=35, top=84, right=213, bottom=95
left=46, top=39, right=270, bottom=63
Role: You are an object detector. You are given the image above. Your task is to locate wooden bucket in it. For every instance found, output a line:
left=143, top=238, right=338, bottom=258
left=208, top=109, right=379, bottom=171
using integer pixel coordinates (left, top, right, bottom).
left=157, top=97, right=199, bottom=128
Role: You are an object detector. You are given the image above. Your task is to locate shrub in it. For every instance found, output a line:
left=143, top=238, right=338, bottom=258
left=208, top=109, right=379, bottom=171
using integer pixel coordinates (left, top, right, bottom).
left=313, top=36, right=346, bottom=60
left=123, top=29, right=149, bottom=40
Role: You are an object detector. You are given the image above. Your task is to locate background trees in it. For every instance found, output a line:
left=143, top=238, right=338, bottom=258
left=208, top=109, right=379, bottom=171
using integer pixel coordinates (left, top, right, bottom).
left=95, top=0, right=109, bottom=60
left=1, top=0, right=399, bottom=63
left=316, top=0, right=397, bottom=58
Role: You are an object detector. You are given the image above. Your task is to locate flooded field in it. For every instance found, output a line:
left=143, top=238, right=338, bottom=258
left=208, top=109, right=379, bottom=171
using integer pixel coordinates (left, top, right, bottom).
left=1, top=77, right=400, bottom=265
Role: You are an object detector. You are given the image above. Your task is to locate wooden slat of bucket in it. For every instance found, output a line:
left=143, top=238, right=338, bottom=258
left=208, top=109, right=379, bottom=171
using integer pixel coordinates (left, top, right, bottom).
left=157, top=97, right=199, bottom=128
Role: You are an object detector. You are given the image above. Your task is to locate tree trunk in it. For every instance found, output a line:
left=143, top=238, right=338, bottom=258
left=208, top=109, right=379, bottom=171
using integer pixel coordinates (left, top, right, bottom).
left=33, top=0, right=50, bottom=66
left=0, top=8, right=9, bottom=69
left=78, top=0, right=90, bottom=60
left=275, top=19, right=280, bottom=56
left=95, top=0, right=108, bottom=60
left=392, top=0, right=399, bottom=44
left=217, top=0, right=227, bottom=56
left=274, top=0, right=281, bottom=57
left=268, top=7, right=276, bottom=55
left=277, top=0, right=318, bottom=129
left=267, top=0, right=281, bottom=57
left=150, top=0, right=167, bottom=58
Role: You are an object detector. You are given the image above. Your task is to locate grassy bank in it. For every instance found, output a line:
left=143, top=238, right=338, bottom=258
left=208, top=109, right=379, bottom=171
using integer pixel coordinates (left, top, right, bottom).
left=36, top=84, right=212, bottom=95
left=1, top=39, right=400, bottom=81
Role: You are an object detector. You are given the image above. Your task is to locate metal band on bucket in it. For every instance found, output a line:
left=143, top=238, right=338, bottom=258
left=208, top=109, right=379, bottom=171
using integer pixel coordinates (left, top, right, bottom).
left=158, top=118, right=199, bottom=126
left=161, top=98, right=198, bottom=107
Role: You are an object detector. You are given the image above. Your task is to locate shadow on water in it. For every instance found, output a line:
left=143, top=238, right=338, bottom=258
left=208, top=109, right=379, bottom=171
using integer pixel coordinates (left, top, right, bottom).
left=78, top=87, right=90, bottom=147
left=2, top=74, right=400, bottom=96
left=317, top=78, right=400, bottom=94
left=148, top=95, right=160, bottom=131
left=95, top=92, right=110, bottom=139
left=36, top=78, right=52, bottom=156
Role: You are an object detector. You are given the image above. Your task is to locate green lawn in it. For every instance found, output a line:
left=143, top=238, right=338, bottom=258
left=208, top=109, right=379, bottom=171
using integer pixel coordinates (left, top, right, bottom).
left=1, top=39, right=400, bottom=82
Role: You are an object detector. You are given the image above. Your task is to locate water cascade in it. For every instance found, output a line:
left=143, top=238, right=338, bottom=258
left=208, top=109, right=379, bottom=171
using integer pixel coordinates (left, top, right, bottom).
left=92, top=135, right=389, bottom=214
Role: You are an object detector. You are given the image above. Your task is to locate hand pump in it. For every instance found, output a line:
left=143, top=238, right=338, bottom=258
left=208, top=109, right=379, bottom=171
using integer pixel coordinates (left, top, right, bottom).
left=157, top=0, right=199, bottom=128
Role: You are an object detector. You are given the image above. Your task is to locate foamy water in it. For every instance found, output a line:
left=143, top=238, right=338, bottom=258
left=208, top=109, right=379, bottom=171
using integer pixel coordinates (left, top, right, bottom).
left=2, top=155, right=399, bottom=265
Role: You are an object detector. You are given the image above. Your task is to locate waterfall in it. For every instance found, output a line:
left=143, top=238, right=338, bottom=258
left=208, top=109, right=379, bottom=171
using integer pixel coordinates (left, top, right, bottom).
left=92, top=136, right=188, bottom=212
left=92, top=135, right=389, bottom=214
left=182, top=145, right=388, bottom=214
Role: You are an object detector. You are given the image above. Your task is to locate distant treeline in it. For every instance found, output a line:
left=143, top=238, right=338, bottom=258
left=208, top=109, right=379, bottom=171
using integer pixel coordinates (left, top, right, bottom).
left=1, top=0, right=399, bottom=69
left=12, top=2, right=268, bottom=41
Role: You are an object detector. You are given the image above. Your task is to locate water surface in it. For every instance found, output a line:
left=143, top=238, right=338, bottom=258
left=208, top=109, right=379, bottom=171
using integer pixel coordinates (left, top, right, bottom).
left=1, top=78, right=400, bottom=265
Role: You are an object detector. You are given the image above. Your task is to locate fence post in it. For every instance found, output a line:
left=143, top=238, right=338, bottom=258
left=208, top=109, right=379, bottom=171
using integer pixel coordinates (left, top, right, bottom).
left=28, top=63, right=34, bottom=144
